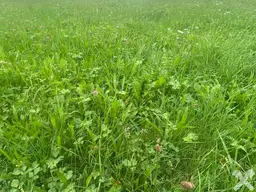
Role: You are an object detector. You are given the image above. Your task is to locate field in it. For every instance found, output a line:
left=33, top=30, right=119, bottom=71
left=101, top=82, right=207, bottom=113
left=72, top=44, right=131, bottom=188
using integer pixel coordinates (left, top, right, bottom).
left=0, top=0, right=256, bottom=191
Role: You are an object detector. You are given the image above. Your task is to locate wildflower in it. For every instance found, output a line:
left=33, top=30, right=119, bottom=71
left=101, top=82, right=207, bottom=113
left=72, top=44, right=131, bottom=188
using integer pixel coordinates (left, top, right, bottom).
left=180, top=181, right=195, bottom=190
left=92, top=90, right=98, bottom=95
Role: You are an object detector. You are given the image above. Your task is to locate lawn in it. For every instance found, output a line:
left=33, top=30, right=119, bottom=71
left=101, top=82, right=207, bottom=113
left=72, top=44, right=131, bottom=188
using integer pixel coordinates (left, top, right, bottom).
left=0, top=0, right=256, bottom=191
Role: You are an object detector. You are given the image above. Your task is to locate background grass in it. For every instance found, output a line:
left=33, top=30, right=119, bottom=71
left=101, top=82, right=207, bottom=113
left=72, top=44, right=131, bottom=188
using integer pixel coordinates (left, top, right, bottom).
left=0, top=0, right=256, bottom=191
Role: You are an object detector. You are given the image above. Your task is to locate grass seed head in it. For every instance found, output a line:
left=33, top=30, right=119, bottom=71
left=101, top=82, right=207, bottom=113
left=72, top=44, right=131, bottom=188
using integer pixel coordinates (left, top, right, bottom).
left=155, top=143, right=161, bottom=152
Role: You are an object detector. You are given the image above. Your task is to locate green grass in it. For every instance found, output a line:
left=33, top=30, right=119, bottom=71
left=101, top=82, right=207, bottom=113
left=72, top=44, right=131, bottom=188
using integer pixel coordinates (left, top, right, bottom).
left=0, top=0, right=256, bottom=191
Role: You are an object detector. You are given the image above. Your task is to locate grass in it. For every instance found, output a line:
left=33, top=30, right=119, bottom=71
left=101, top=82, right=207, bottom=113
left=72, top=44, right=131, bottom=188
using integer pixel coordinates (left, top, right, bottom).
left=0, top=0, right=256, bottom=191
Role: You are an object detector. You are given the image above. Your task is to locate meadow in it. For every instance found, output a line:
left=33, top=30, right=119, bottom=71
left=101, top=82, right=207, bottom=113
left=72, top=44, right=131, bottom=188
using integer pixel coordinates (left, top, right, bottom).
left=0, top=0, right=256, bottom=191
